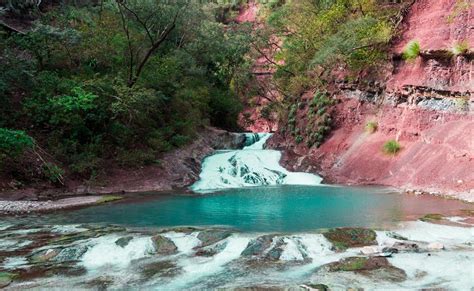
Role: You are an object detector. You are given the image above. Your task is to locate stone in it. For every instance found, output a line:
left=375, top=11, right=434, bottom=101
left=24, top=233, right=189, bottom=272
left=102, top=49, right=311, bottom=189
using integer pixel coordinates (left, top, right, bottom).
left=264, top=238, right=286, bottom=261
left=115, top=236, right=133, bottom=248
left=55, top=245, right=89, bottom=262
left=197, top=229, right=232, bottom=247
left=0, top=272, right=15, bottom=288
left=323, top=228, right=377, bottom=251
left=151, top=235, right=178, bottom=255
left=326, top=256, right=407, bottom=282
left=360, top=246, right=381, bottom=255
left=140, top=260, right=179, bottom=279
left=419, top=213, right=444, bottom=222
left=302, top=283, right=329, bottom=290
left=195, top=241, right=227, bottom=257
left=391, top=241, right=420, bottom=253
left=29, top=248, right=61, bottom=263
left=386, top=232, right=408, bottom=241
left=83, top=276, right=114, bottom=290
left=427, top=242, right=444, bottom=250
left=241, top=235, right=274, bottom=257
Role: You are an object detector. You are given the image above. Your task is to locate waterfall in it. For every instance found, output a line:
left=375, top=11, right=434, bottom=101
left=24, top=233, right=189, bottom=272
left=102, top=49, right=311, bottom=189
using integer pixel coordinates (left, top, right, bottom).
left=191, top=133, right=322, bottom=193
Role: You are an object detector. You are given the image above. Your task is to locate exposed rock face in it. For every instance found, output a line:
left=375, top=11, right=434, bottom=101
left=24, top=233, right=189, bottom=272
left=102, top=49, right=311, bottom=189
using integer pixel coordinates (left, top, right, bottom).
left=389, top=0, right=474, bottom=92
left=265, top=0, right=474, bottom=201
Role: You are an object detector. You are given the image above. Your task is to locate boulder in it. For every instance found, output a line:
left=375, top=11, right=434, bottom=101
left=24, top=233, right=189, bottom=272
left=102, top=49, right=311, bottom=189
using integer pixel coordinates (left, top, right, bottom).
left=323, top=228, right=377, bottom=251
left=264, top=238, right=286, bottom=261
left=390, top=241, right=420, bottom=253
left=197, top=230, right=232, bottom=247
left=55, top=245, right=89, bottom=262
left=326, top=256, right=407, bottom=282
left=151, top=235, right=178, bottom=255
left=115, top=236, right=133, bottom=248
left=141, top=260, right=179, bottom=279
left=195, top=241, right=227, bottom=257
left=241, top=235, right=274, bottom=257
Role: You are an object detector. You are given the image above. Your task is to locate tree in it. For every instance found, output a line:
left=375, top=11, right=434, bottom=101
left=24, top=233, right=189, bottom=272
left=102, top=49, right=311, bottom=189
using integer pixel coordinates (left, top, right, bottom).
left=115, top=0, right=185, bottom=87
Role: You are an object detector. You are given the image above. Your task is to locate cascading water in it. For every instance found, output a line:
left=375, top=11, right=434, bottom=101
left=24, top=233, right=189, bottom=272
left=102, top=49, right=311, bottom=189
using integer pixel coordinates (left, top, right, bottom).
left=190, top=133, right=323, bottom=192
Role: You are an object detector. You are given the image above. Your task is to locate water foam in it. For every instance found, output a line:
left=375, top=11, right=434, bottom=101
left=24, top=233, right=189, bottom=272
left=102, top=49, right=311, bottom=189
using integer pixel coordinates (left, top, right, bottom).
left=81, top=235, right=154, bottom=269
left=191, top=133, right=322, bottom=192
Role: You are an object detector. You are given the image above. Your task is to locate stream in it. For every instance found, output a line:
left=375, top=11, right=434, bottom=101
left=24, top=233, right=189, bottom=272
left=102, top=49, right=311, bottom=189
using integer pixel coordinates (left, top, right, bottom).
left=0, top=133, right=473, bottom=290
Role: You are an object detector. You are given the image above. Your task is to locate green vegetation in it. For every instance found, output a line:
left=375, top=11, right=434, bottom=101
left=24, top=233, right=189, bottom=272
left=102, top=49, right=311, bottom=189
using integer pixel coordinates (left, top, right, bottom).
left=265, top=0, right=401, bottom=97
left=0, top=128, right=34, bottom=158
left=383, top=140, right=401, bottom=155
left=452, top=41, right=470, bottom=55
left=305, top=91, right=335, bottom=148
left=0, top=1, right=254, bottom=182
left=97, top=195, right=123, bottom=204
left=402, top=40, right=421, bottom=60
left=323, top=228, right=377, bottom=251
left=0, top=272, right=15, bottom=288
left=329, top=257, right=368, bottom=271
left=365, top=121, right=378, bottom=134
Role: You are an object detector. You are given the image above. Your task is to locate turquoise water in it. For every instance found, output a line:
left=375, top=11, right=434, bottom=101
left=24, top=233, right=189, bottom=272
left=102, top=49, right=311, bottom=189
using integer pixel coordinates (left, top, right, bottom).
left=36, top=185, right=466, bottom=232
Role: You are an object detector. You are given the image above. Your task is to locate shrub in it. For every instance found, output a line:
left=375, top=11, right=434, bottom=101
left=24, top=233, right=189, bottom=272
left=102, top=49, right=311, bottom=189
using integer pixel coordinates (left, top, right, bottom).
left=383, top=139, right=401, bottom=155
left=42, top=162, right=65, bottom=184
left=295, top=135, right=303, bottom=144
left=365, top=121, right=378, bottom=134
left=402, top=40, right=421, bottom=60
left=0, top=128, right=34, bottom=158
left=452, top=41, right=469, bottom=55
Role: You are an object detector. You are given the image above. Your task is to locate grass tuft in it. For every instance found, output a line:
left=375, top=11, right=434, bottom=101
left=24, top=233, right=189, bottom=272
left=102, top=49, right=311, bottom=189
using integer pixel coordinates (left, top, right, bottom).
left=383, top=139, right=401, bottom=155
left=402, top=40, right=421, bottom=60
left=365, top=121, right=378, bottom=134
left=452, top=41, right=469, bottom=55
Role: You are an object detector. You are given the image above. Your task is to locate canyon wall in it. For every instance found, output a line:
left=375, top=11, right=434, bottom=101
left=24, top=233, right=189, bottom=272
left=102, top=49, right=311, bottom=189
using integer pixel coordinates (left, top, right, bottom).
left=267, top=0, right=474, bottom=200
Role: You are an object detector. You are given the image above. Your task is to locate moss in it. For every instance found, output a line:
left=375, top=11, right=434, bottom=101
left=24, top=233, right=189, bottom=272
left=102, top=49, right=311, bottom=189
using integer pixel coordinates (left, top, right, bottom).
left=323, top=227, right=377, bottom=251
left=96, top=195, right=123, bottom=204
left=330, top=257, right=368, bottom=271
left=0, top=272, right=16, bottom=288
left=420, top=213, right=444, bottom=222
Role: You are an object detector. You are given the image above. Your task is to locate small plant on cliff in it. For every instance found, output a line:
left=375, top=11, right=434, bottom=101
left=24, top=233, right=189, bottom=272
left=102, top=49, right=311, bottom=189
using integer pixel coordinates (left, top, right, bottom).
left=365, top=121, right=378, bottom=134
left=402, top=40, right=421, bottom=60
left=451, top=41, right=469, bottom=55
left=383, top=140, right=401, bottom=155
left=295, top=135, right=303, bottom=144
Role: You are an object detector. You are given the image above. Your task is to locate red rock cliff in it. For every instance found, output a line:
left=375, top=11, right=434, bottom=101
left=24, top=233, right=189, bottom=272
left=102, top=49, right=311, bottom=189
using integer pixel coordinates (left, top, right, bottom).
left=267, top=0, right=474, bottom=201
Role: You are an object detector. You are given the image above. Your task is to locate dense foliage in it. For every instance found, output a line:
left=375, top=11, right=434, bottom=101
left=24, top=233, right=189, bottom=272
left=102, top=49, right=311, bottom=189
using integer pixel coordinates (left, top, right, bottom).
left=0, top=0, right=254, bottom=180
left=265, top=0, right=404, bottom=97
